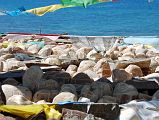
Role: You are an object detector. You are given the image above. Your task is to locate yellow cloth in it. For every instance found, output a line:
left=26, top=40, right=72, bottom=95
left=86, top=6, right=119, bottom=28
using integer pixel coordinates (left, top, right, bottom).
left=26, top=4, right=73, bottom=16
left=0, top=104, right=62, bottom=120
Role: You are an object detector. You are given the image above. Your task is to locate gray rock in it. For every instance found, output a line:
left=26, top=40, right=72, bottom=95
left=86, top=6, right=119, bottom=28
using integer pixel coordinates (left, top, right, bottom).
left=112, top=69, right=133, bottom=82
left=35, top=79, right=59, bottom=91
left=97, top=96, right=116, bottom=103
left=52, top=92, right=77, bottom=104
left=72, top=72, right=93, bottom=84
left=60, top=84, right=77, bottom=95
left=22, top=66, right=43, bottom=91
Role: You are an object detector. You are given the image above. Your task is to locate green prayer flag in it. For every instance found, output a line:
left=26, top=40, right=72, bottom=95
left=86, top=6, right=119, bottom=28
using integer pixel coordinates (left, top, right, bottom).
left=61, top=0, right=113, bottom=7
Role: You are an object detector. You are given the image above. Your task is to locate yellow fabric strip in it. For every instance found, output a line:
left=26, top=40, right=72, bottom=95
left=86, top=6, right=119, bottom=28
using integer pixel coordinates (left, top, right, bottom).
left=26, top=4, right=73, bottom=16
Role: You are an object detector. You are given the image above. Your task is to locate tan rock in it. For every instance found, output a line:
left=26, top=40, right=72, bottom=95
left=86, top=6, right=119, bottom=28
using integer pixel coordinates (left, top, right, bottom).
left=135, top=53, right=147, bottom=58
left=86, top=49, right=102, bottom=61
left=83, top=70, right=100, bottom=81
left=66, top=65, right=78, bottom=72
left=125, top=64, right=143, bottom=77
left=76, top=47, right=92, bottom=60
left=122, top=52, right=135, bottom=58
left=101, top=63, right=112, bottom=78
left=112, top=69, right=133, bottom=82
left=0, top=54, right=14, bottom=60
left=7, top=95, right=32, bottom=105
left=2, top=85, right=32, bottom=100
left=118, top=56, right=134, bottom=61
left=22, top=66, right=43, bottom=91
left=77, top=60, right=96, bottom=72
left=115, top=58, right=151, bottom=69
left=150, top=58, right=159, bottom=73
left=33, top=89, right=59, bottom=102
left=27, top=44, right=40, bottom=54
left=44, top=57, right=61, bottom=66
left=38, top=47, right=52, bottom=57
left=52, top=92, right=77, bottom=103
left=93, top=58, right=108, bottom=72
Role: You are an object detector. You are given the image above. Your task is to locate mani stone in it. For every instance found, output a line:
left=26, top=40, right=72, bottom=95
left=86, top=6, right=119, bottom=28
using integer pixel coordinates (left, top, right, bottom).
left=112, top=69, right=133, bottom=82
left=22, top=66, right=43, bottom=91
left=33, top=89, right=59, bottom=102
left=71, top=72, right=93, bottom=84
left=35, top=79, right=59, bottom=91
left=2, top=78, right=19, bottom=86
left=77, top=60, right=96, bottom=72
left=38, top=47, right=52, bottom=57
left=115, top=58, right=151, bottom=69
left=52, top=92, right=77, bottom=104
left=7, top=95, right=32, bottom=105
left=2, top=84, right=32, bottom=101
left=42, top=71, right=71, bottom=86
left=125, top=64, right=143, bottom=77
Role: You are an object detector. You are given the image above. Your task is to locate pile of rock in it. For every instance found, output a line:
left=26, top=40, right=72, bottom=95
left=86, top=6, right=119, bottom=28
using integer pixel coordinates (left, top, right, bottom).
left=0, top=36, right=159, bottom=106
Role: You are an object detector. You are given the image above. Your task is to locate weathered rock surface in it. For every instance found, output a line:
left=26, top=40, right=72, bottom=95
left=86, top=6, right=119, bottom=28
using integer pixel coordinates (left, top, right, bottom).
left=0, top=84, right=6, bottom=104
left=152, top=90, right=159, bottom=100
left=76, top=47, right=92, bottom=60
left=44, top=57, right=61, bottom=66
left=60, top=84, right=77, bottom=95
left=27, top=44, right=40, bottom=54
left=38, top=47, right=52, bottom=57
left=97, top=96, right=116, bottom=103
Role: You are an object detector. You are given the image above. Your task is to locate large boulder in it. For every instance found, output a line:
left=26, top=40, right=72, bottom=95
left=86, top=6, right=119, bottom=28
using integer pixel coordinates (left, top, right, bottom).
left=7, top=95, right=32, bottom=105
left=125, top=64, right=143, bottom=77
left=2, top=85, right=32, bottom=100
left=112, top=69, right=133, bottom=82
left=22, top=66, right=43, bottom=91
left=77, top=60, right=96, bottom=72
left=52, top=92, right=77, bottom=104
left=33, top=89, right=59, bottom=102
